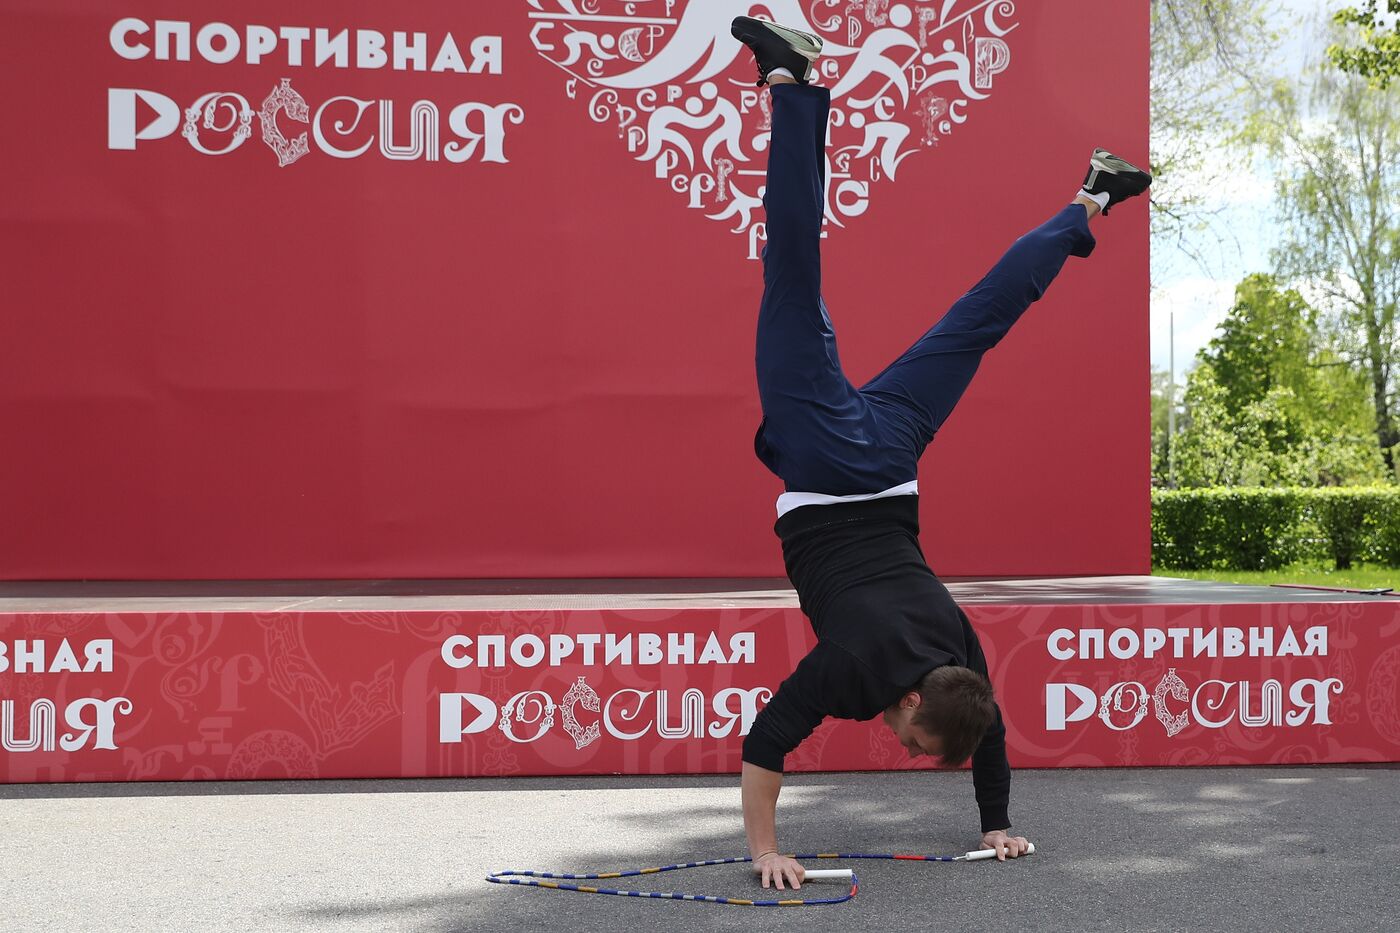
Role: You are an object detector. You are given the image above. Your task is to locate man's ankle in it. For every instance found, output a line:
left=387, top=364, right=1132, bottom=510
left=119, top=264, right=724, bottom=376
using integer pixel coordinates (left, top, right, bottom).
left=1072, top=193, right=1102, bottom=218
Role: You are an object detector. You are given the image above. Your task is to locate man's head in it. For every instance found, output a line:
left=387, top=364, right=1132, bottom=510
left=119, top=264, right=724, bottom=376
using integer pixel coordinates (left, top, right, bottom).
left=881, top=665, right=996, bottom=766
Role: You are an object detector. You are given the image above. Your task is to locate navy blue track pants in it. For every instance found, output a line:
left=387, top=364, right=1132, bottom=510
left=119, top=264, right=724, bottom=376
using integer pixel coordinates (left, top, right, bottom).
left=753, top=83, right=1097, bottom=495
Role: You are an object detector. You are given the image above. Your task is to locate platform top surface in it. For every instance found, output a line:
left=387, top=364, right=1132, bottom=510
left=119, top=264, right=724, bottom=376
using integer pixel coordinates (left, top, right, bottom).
left=0, top=576, right=1394, bottom=612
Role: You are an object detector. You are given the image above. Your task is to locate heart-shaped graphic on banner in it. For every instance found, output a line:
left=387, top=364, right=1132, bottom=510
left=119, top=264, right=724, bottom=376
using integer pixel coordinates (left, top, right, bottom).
left=527, top=0, right=1019, bottom=257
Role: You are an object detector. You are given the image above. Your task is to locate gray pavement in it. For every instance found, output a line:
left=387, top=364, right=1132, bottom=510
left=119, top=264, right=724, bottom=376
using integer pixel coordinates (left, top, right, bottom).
left=3, top=766, right=1396, bottom=932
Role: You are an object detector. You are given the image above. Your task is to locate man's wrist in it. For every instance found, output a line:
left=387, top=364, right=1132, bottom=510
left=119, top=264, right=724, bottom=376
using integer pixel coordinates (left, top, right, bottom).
left=979, top=805, right=1010, bottom=834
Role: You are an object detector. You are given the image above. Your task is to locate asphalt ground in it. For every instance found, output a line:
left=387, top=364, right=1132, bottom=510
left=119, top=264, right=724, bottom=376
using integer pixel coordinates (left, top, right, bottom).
left=3, top=766, right=1395, bottom=932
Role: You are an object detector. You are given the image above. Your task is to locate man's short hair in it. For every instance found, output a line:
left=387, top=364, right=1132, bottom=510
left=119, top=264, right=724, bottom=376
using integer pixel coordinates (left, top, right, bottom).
left=911, top=665, right=996, bottom=766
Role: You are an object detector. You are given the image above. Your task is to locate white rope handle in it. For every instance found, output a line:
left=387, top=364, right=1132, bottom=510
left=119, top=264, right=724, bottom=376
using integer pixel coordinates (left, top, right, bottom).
left=961, top=842, right=1036, bottom=861
left=801, top=869, right=854, bottom=881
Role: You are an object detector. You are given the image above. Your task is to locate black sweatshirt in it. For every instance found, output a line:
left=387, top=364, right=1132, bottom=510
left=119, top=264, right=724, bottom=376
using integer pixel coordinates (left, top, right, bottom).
left=741, top=495, right=1012, bottom=833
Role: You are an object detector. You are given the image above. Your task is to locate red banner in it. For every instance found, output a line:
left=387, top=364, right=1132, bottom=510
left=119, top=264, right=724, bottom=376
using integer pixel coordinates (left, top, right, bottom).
left=3, top=601, right=1397, bottom=783
left=0, top=1, right=1149, bottom=579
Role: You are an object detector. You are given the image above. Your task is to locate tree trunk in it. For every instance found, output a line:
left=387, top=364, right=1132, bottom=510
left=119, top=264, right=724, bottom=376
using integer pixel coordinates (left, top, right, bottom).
left=1366, top=323, right=1398, bottom=474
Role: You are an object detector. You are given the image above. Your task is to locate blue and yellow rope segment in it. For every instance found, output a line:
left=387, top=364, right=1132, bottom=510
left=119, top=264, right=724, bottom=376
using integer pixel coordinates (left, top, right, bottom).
left=486, top=851, right=985, bottom=907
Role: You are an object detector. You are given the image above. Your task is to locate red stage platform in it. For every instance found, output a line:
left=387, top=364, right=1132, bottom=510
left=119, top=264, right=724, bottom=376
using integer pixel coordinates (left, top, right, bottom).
left=1, top=577, right=1397, bottom=783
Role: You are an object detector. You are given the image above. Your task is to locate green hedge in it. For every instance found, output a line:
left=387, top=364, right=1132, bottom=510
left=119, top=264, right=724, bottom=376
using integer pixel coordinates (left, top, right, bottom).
left=1152, top=486, right=1400, bottom=570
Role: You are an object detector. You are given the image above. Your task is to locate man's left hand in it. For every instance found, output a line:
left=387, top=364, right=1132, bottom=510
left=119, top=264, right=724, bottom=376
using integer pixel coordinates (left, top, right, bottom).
left=980, top=829, right=1030, bottom=861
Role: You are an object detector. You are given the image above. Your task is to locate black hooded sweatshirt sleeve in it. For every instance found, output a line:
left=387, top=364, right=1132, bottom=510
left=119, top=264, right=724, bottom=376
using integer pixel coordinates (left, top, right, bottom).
left=741, top=496, right=1012, bottom=833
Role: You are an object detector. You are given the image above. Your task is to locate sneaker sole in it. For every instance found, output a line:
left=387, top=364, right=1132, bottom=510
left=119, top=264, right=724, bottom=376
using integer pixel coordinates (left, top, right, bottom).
left=1089, top=150, right=1151, bottom=180
left=751, top=20, right=824, bottom=61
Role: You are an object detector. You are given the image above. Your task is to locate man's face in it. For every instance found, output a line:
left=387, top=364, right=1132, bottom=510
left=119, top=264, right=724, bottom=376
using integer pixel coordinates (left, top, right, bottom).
left=882, top=702, right=945, bottom=762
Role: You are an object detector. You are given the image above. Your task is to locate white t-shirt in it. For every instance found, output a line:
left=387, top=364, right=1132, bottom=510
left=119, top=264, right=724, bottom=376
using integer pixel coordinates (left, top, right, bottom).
left=775, top=480, right=919, bottom=517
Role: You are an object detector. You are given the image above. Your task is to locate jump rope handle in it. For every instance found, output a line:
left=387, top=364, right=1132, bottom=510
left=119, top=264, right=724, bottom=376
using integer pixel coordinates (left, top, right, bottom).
left=802, top=869, right=854, bottom=881
left=803, top=842, right=1036, bottom=878
left=963, top=841, right=1036, bottom=861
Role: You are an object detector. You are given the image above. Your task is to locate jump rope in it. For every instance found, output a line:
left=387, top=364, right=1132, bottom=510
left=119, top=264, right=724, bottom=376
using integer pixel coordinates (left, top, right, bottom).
left=487, top=843, right=1035, bottom=907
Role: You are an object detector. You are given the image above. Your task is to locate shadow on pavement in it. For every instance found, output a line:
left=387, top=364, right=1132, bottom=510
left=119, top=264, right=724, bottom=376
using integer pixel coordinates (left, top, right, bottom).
left=279, top=766, right=1397, bottom=932
left=4, top=766, right=1397, bottom=932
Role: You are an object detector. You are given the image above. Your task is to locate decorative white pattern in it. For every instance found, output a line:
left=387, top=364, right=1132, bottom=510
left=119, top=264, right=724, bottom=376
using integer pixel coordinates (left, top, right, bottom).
left=527, top=0, right=1019, bottom=256
left=1152, top=668, right=1190, bottom=737
left=259, top=78, right=311, bottom=168
left=560, top=676, right=602, bottom=749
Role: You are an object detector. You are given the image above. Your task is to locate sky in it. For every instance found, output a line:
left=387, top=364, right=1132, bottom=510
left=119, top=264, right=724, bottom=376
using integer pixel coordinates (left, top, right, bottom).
left=1150, top=0, right=1342, bottom=381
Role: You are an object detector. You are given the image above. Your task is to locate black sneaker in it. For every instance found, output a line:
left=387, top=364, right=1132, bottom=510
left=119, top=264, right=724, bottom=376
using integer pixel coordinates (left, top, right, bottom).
left=1081, top=149, right=1153, bottom=214
left=730, top=16, right=823, bottom=87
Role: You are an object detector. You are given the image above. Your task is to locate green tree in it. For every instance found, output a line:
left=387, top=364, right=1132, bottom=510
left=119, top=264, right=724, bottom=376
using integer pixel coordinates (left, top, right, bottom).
left=1173, top=275, right=1387, bottom=487
left=1252, top=60, right=1400, bottom=473
left=1329, top=1, right=1400, bottom=88
left=1204, top=274, right=1316, bottom=408
left=1174, top=360, right=1279, bottom=487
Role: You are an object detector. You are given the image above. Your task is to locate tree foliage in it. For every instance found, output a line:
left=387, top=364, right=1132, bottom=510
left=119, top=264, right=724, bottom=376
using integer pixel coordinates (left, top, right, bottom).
left=1329, top=1, right=1400, bottom=88
left=1248, top=52, right=1400, bottom=473
left=1150, top=0, right=1276, bottom=265
left=1170, top=274, right=1387, bottom=487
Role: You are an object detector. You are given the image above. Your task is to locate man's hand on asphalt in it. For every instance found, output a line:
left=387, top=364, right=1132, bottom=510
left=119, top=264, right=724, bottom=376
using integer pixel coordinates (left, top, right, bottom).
left=752, top=852, right=805, bottom=889
left=981, top=829, right=1031, bottom=861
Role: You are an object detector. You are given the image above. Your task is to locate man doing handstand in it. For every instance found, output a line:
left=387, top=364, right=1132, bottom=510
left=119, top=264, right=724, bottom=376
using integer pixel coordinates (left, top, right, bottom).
left=728, top=16, right=1152, bottom=891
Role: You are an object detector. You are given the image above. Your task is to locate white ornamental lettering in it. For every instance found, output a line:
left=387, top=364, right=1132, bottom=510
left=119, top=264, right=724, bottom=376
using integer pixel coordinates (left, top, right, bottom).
left=1047, top=675, right=1346, bottom=735
left=1239, top=679, right=1284, bottom=727
left=439, top=682, right=776, bottom=746
left=1, top=699, right=57, bottom=752
left=183, top=92, right=254, bottom=155
left=708, top=686, right=771, bottom=738
left=655, top=688, right=705, bottom=739
left=111, top=82, right=525, bottom=165
left=2, top=696, right=134, bottom=751
left=1153, top=668, right=1190, bottom=737
left=59, top=697, right=134, bottom=751
left=604, top=688, right=650, bottom=740
left=498, top=690, right=555, bottom=743
left=379, top=99, right=440, bottom=162
left=1044, top=683, right=1097, bottom=731
left=259, top=78, right=311, bottom=167
left=108, top=89, right=181, bottom=150
left=560, top=676, right=601, bottom=749
left=438, top=692, right=496, bottom=742
left=1098, top=681, right=1149, bottom=732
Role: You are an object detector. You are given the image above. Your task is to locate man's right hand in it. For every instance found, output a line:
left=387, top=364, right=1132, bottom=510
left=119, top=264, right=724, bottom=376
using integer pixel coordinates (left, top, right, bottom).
left=752, top=852, right=805, bottom=890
